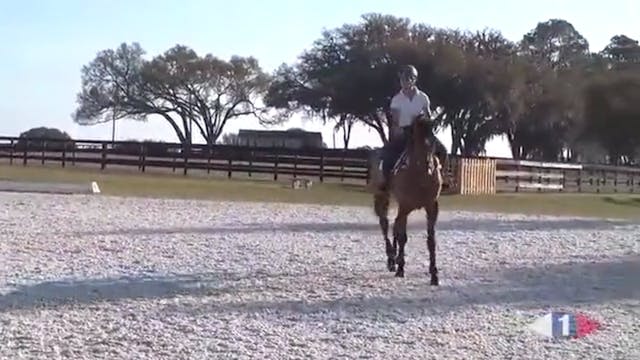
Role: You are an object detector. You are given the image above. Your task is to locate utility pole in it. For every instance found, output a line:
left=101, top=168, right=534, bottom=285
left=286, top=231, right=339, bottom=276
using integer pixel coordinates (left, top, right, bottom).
left=111, top=90, right=118, bottom=145
left=189, top=94, right=193, bottom=146
left=111, top=111, right=116, bottom=145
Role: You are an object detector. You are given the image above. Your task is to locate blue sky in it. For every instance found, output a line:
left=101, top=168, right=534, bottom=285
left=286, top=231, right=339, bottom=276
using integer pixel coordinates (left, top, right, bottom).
left=1, top=0, right=637, bottom=157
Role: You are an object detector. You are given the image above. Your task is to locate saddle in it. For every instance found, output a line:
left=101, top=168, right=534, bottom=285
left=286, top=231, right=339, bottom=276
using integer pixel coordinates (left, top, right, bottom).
left=391, top=149, right=438, bottom=175
left=377, top=141, right=440, bottom=179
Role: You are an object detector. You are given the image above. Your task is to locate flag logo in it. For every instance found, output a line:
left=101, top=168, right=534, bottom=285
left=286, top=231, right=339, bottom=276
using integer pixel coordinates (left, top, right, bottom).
left=528, top=311, right=600, bottom=339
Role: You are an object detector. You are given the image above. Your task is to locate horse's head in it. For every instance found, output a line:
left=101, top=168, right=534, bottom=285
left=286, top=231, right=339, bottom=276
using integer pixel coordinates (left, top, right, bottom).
left=407, top=113, right=439, bottom=184
left=410, top=113, right=436, bottom=156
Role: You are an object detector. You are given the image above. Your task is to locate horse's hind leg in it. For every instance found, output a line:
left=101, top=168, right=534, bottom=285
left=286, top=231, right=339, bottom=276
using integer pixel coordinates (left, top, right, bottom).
left=425, top=200, right=439, bottom=286
left=393, top=205, right=410, bottom=278
left=374, top=192, right=395, bottom=272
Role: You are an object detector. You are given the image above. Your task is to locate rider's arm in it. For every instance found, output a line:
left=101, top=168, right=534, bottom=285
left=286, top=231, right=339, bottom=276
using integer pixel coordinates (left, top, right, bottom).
left=421, top=92, right=433, bottom=119
left=421, top=92, right=438, bottom=137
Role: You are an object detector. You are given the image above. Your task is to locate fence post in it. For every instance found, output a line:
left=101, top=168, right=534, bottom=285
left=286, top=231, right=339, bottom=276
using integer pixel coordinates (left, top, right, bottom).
left=515, top=161, right=520, bottom=192
left=293, top=154, right=298, bottom=178
left=340, top=150, right=345, bottom=182
left=9, top=139, right=14, bottom=165
left=41, top=141, right=46, bottom=165
left=248, top=150, right=253, bottom=177
left=62, top=142, right=67, bottom=168
left=141, top=143, right=147, bottom=173
left=319, top=151, right=325, bottom=183
left=578, top=168, right=584, bottom=192
left=183, top=145, right=189, bottom=176
left=207, top=146, right=213, bottom=175
left=365, top=151, right=370, bottom=185
left=273, top=153, right=279, bottom=181
left=22, top=142, right=27, bottom=166
left=100, top=142, right=107, bottom=170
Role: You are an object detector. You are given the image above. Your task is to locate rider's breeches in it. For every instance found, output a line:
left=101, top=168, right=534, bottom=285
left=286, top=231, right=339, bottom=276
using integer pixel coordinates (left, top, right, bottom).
left=382, top=127, right=410, bottom=176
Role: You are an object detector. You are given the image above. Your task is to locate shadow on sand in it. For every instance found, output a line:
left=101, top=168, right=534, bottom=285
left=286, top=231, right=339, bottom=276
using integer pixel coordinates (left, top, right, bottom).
left=1, top=255, right=638, bottom=315
left=603, top=196, right=640, bottom=208
left=63, top=216, right=634, bottom=239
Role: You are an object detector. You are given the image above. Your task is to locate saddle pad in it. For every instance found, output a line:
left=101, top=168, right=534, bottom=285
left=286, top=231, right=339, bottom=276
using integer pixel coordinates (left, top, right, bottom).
left=391, top=150, right=440, bottom=176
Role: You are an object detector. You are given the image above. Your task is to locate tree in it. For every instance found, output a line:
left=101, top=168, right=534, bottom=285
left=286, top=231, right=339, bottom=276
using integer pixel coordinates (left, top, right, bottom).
left=73, top=43, right=279, bottom=147
left=16, top=127, right=73, bottom=151
left=220, top=132, right=240, bottom=145
left=265, top=14, right=415, bottom=145
left=519, top=19, right=590, bottom=69
left=333, top=115, right=355, bottom=149
left=430, top=29, right=522, bottom=156
left=601, top=35, right=640, bottom=64
left=505, top=19, right=591, bottom=161
left=72, top=43, right=172, bottom=135
left=268, top=16, right=533, bottom=156
left=582, top=72, right=640, bottom=164
left=143, top=45, right=275, bottom=146
left=264, top=14, right=639, bottom=163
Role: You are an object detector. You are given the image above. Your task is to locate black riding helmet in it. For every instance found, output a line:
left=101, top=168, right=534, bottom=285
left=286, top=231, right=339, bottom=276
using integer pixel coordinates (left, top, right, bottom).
left=398, top=64, right=418, bottom=82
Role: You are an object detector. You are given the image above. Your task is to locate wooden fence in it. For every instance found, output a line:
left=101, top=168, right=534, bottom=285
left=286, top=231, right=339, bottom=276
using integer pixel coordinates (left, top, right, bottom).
left=0, top=137, right=371, bottom=182
left=1, top=136, right=639, bottom=194
left=495, top=159, right=640, bottom=193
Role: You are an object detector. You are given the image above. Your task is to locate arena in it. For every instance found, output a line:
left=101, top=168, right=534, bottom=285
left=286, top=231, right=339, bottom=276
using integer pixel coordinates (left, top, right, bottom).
left=0, top=192, right=638, bottom=359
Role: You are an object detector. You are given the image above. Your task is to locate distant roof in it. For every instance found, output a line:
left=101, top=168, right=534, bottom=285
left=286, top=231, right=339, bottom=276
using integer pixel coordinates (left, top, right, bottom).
left=238, top=129, right=322, bottom=139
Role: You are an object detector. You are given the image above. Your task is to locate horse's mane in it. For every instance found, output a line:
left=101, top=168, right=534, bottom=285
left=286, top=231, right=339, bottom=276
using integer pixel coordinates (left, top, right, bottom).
left=409, top=115, right=437, bottom=184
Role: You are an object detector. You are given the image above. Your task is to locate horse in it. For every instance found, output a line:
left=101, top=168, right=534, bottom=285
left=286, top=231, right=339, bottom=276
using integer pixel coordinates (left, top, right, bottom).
left=370, top=115, right=443, bottom=285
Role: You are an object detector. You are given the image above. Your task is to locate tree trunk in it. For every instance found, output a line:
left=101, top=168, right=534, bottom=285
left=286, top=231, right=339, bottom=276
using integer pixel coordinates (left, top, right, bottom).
left=342, top=119, right=353, bottom=149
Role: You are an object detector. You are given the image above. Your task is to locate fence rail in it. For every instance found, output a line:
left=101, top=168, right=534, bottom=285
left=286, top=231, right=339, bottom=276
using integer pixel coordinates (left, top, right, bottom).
left=1, top=136, right=639, bottom=194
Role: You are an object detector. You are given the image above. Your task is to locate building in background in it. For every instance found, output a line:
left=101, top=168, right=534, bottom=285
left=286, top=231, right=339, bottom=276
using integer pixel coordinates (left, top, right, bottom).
left=234, top=128, right=324, bottom=149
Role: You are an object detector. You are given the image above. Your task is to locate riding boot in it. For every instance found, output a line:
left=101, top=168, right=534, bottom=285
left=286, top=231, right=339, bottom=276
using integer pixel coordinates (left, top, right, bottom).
left=379, top=157, right=393, bottom=191
left=379, top=139, right=401, bottom=192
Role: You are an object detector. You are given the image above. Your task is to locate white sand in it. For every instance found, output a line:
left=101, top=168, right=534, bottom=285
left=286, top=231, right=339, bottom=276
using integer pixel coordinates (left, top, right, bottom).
left=0, top=193, right=638, bottom=359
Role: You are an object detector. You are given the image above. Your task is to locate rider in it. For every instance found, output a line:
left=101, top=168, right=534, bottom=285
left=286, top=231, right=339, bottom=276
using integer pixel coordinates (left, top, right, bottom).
left=379, top=64, right=448, bottom=191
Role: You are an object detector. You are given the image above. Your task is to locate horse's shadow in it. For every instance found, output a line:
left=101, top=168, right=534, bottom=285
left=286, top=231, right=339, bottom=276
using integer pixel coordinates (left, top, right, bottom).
left=1, top=255, right=637, bottom=316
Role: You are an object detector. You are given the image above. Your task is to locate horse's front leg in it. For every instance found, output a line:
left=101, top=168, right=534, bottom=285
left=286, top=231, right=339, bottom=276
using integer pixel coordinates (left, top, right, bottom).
left=393, top=206, right=410, bottom=278
left=425, top=200, right=439, bottom=286
left=382, top=216, right=396, bottom=272
left=374, top=192, right=395, bottom=272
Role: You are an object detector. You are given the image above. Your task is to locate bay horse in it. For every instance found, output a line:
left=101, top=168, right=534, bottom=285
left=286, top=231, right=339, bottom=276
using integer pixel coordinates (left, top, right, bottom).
left=370, top=115, right=443, bottom=285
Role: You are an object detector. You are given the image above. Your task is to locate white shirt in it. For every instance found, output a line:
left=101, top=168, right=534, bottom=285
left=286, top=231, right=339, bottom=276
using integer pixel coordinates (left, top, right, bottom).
left=389, top=89, right=431, bottom=128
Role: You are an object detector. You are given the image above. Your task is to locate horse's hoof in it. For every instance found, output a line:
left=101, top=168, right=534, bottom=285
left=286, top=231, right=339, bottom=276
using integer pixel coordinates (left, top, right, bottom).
left=387, top=259, right=396, bottom=272
left=395, top=269, right=404, bottom=278
left=430, top=276, right=439, bottom=286
left=387, top=264, right=396, bottom=272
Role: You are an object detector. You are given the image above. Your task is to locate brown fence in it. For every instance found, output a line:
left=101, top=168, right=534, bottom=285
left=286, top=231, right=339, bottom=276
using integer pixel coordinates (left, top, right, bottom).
left=0, top=136, right=371, bottom=182
left=1, top=136, right=639, bottom=194
left=495, top=159, right=640, bottom=193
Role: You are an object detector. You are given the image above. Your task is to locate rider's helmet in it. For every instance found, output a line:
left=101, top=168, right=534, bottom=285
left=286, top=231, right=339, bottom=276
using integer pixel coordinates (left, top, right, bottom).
left=398, top=64, right=418, bottom=84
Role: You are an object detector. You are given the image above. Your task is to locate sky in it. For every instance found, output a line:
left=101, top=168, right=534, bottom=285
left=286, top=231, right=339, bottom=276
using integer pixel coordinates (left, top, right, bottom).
left=1, top=0, right=637, bottom=158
